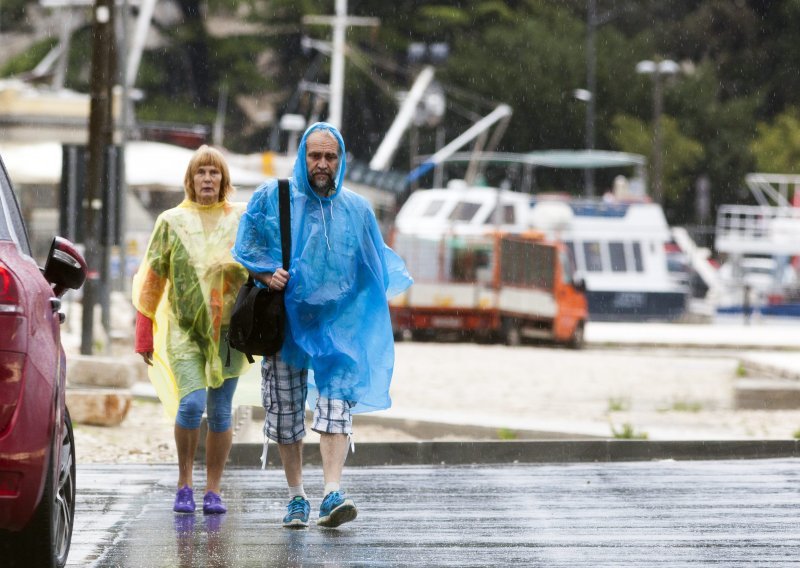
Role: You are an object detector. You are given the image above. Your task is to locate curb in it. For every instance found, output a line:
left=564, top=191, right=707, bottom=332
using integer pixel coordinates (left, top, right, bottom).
left=227, top=439, right=800, bottom=467
left=738, top=357, right=800, bottom=381
left=587, top=340, right=800, bottom=351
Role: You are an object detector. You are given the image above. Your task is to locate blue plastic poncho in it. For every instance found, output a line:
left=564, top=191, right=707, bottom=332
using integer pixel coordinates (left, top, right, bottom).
left=232, top=122, right=412, bottom=413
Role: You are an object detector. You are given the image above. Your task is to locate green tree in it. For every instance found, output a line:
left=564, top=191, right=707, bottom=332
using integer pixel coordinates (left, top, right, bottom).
left=0, top=0, right=35, bottom=31
left=609, top=113, right=704, bottom=208
left=751, top=108, right=800, bottom=174
left=5, top=0, right=798, bottom=222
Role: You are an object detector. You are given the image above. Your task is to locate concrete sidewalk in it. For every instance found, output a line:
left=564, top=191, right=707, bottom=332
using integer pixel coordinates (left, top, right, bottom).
left=587, top=320, right=800, bottom=381
left=586, top=320, right=800, bottom=350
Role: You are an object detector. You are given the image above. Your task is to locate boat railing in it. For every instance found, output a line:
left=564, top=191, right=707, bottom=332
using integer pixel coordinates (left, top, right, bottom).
left=715, top=204, right=800, bottom=255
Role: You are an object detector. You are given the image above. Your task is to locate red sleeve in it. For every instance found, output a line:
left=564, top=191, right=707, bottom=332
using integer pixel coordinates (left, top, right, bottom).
left=135, top=311, right=154, bottom=353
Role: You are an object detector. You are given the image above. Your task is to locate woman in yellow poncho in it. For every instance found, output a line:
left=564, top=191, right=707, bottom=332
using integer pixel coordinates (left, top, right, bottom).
left=132, top=145, right=250, bottom=515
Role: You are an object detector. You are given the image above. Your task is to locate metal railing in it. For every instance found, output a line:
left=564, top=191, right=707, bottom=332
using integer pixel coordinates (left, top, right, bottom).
left=715, top=204, right=800, bottom=255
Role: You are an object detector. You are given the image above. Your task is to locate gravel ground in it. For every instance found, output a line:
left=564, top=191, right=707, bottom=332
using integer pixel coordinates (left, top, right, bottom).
left=71, top=343, right=800, bottom=465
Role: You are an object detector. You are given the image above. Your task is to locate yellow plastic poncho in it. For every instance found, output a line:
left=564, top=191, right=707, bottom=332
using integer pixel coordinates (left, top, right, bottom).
left=132, top=199, right=251, bottom=417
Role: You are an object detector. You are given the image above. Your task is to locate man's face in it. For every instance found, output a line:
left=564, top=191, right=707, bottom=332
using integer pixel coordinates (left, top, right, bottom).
left=305, top=131, right=340, bottom=195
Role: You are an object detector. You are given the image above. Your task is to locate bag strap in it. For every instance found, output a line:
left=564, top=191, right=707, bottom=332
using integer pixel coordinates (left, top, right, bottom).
left=278, top=179, right=291, bottom=270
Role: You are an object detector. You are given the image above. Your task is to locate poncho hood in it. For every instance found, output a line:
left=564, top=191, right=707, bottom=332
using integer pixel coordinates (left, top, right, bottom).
left=293, top=122, right=347, bottom=202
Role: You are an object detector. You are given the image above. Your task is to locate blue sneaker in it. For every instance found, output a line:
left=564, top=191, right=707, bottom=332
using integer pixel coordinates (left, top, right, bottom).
left=316, top=491, right=357, bottom=528
left=173, top=485, right=195, bottom=514
left=283, top=496, right=310, bottom=528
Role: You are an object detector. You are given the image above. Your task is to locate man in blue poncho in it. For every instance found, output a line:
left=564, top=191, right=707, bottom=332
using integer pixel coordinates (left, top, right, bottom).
left=233, top=122, right=412, bottom=529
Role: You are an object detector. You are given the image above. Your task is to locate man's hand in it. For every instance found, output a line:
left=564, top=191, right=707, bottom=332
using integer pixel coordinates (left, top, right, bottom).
left=140, top=351, right=154, bottom=366
left=262, top=268, right=289, bottom=291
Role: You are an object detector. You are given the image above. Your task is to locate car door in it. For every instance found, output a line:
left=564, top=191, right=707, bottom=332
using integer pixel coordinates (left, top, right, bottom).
left=553, top=246, right=588, bottom=341
left=0, top=159, right=61, bottom=418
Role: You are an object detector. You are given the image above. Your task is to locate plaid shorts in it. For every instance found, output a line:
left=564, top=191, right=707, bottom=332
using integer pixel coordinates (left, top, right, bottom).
left=261, top=355, right=355, bottom=444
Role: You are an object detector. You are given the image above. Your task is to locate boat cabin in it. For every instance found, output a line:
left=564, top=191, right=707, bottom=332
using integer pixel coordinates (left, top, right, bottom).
left=393, top=180, right=531, bottom=237
left=530, top=197, right=689, bottom=321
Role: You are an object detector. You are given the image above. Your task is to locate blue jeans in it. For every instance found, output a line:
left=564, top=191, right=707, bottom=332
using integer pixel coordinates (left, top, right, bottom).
left=175, top=377, right=239, bottom=432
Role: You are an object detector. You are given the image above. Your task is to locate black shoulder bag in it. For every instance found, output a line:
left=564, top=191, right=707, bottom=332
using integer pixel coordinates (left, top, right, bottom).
left=227, top=179, right=291, bottom=364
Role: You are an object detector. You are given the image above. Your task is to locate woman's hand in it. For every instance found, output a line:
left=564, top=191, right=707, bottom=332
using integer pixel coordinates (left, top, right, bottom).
left=140, top=351, right=154, bottom=366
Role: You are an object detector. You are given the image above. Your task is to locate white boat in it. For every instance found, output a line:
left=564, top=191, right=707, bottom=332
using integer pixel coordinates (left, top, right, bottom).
left=399, top=150, right=690, bottom=322
left=529, top=194, right=689, bottom=321
left=393, top=179, right=532, bottom=237
left=710, top=173, right=800, bottom=317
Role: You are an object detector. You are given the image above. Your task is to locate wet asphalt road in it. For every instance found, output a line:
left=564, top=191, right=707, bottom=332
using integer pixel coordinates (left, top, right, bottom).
left=69, top=459, right=800, bottom=567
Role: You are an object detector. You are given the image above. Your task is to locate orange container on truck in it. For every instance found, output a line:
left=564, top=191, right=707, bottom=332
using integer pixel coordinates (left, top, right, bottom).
left=390, top=230, right=588, bottom=347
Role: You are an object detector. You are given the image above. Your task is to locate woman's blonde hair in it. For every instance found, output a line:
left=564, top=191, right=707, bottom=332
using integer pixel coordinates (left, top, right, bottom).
left=183, top=144, right=234, bottom=202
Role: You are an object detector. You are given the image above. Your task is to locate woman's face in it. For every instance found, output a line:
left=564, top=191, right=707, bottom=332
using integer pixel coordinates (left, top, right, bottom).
left=194, top=164, right=222, bottom=204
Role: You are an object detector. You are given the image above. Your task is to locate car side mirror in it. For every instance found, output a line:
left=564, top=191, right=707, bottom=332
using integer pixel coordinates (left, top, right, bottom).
left=43, top=237, right=88, bottom=297
left=573, top=274, right=587, bottom=293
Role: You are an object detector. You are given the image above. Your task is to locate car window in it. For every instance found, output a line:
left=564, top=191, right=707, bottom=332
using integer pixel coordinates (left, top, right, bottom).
left=0, top=157, right=32, bottom=256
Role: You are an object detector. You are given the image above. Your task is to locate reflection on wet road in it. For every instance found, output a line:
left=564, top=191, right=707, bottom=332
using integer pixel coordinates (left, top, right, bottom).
left=69, top=460, right=800, bottom=566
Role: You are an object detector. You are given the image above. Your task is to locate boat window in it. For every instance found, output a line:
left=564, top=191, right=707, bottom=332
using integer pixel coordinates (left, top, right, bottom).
left=748, top=266, right=772, bottom=275
left=583, top=242, right=603, bottom=272
left=448, top=201, right=482, bottom=222
left=422, top=199, right=446, bottom=217
left=632, top=242, right=644, bottom=272
left=609, top=241, right=626, bottom=272
left=486, top=204, right=516, bottom=224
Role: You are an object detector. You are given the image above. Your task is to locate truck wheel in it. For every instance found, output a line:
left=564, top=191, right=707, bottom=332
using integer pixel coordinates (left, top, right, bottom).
left=503, top=319, right=522, bottom=347
left=475, top=330, right=494, bottom=344
left=394, top=329, right=413, bottom=342
left=569, top=322, right=585, bottom=350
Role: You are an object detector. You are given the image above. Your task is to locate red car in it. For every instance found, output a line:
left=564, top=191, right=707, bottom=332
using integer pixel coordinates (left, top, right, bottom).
left=0, top=155, right=86, bottom=567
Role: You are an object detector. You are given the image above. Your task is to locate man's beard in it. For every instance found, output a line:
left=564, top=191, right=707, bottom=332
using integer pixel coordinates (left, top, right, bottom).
left=309, top=172, right=336, bottom=196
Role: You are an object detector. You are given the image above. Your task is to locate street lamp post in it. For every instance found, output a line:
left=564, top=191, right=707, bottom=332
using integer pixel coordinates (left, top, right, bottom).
left=636, top=58, right=680, bottom=204
left=581, top=0, right=630, bottom=198
left=584, top=0, right=597, bottom=198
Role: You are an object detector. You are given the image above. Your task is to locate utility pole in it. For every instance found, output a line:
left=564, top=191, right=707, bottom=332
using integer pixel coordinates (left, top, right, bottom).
left=82, top=0, right=116, bottom=355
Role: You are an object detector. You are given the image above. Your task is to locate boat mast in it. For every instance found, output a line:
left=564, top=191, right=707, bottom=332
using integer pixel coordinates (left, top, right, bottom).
left=303, top=0, right=378, bottom=130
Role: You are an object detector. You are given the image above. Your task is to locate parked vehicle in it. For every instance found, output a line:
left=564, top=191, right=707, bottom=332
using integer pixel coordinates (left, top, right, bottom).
left=390, top=184, right=587, bottom=346
left=0, top=154, right=86, bottom=567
